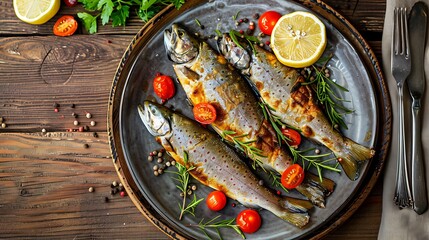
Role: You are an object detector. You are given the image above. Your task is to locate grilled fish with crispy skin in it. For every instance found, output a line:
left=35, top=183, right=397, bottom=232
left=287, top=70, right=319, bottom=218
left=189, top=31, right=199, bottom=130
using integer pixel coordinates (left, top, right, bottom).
left=138, top=101, right=312, bottom=228
left=164, top=23, right=335, bottom=207
left=218, top=34, right=375, bottom=180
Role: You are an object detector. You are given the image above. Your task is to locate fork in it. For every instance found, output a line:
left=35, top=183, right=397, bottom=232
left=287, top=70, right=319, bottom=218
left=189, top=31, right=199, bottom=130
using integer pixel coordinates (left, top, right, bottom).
left=392, top=7, right=413, bottom=208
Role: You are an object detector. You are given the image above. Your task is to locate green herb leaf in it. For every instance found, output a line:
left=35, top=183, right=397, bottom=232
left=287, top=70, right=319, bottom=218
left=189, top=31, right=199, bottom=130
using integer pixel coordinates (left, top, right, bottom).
left=77, top=12, right=98, bottom=34
left=78, top=0, right=99, bottom=11
left=111, top=5, right=130, bottom=27
left=192, top=216, right=246, bottom=239
left=171, top=0, right=185, bottom=9
left=98, top=0, right=114, bottom=25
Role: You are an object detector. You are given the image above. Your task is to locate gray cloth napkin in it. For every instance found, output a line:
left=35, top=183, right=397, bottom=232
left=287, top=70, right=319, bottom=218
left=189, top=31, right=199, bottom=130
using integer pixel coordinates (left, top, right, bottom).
left=378, top=0, right=429, bottom=239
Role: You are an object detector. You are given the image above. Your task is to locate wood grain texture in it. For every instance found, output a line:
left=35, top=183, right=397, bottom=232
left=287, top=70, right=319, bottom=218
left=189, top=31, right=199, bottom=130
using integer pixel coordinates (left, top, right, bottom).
left=0, top=132, right=166, bottom=239
left=0, top=35, right=132, bottom=132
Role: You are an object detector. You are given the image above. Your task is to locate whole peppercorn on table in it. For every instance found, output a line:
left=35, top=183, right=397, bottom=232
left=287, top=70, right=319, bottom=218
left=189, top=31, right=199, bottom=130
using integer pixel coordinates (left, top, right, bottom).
left=0, top=0, right=385, bottom=239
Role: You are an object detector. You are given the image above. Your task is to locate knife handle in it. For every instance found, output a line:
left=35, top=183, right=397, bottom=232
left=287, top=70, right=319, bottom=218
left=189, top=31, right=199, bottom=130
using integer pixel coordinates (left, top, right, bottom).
left=411, top=102, right=428, bottom=214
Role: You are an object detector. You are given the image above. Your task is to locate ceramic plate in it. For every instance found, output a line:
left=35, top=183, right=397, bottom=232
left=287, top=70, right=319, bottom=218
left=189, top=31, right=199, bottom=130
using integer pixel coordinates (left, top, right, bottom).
left=108, top=0, right=391, bottom=239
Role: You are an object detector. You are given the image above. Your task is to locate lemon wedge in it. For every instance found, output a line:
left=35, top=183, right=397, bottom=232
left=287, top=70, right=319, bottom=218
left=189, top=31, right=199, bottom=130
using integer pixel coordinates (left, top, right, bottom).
left=13, top=0, right=60, bottom=25
left=270, top=11, right=327, bottom=68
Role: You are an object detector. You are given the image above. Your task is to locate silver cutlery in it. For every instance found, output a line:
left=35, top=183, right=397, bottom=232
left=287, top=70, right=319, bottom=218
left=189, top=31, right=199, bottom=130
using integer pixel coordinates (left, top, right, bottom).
left=408, top=1, right=428, bottom=215
left=392, top=7, right=413, bottom=208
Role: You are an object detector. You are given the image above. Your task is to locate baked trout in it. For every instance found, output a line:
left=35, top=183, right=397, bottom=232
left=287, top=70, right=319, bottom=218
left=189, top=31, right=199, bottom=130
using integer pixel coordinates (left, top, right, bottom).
left=164, top=23, right=335, bottom=207
left=218, top=34, right=375, bottom=180
left=138, top=100, right=312, bottom=228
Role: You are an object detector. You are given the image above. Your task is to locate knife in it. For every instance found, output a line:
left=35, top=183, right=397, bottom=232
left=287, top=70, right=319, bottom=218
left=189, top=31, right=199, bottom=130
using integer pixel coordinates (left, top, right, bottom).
left=408, top=1, right=428, bottom=215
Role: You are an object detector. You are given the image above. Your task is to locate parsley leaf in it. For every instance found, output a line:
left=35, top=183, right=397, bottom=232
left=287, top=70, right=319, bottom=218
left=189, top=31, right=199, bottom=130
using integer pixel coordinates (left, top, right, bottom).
left=77, top=12, right=98, bottom=34
left=111, top=5, right=130, bottom=27
left=172, top=0, right=185, bottom=9
left=78, top=0, right=99, bottom=11
left=98, top=0, right=114, bottom=25
left=78, top=0, right=187, bottom=33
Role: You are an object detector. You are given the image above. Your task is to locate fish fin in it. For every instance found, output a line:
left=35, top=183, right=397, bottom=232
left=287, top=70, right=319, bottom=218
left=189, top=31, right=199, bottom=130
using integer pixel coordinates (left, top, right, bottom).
left=173, top=65, right=200, bottom=82
left=305, top=172, right=335, bottom=195
left=295, top=172, right=335, bottom=208
left=279, top=212, right=310, bottom=228
left=336, top=138, right=375, bottom=180
left=345, top=138, right=376, bottom=162
left=280, top=196, right=313, bottom=213
left=336, top=151, right=360, bottom=180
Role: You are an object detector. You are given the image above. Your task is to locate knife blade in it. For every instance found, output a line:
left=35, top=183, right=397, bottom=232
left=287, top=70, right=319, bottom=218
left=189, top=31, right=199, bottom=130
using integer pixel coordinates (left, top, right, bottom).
left=408, top=1, right=428, bottom=215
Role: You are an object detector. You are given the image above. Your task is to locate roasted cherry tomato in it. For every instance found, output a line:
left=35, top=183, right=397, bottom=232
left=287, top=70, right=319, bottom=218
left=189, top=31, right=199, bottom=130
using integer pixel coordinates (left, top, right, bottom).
left=258, top=11, right=282, bottom=35
left=236, top=209, right=262, bottom=233
left=63, top=0, right=78, bottom=7
left=153, top=74, right=175, bottom=100
left=281, top=164, right=305, bottom=190
left=53, top=15, right=78, bottom=37
left=206, top=190, right=227, bottom=211
left=193, top=103, right=217, bottom=124
left=281, top=128, right=302, bottom=147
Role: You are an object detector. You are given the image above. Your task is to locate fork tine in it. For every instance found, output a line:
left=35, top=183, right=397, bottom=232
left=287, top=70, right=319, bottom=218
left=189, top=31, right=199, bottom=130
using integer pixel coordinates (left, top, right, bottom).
left=403, top=8, right=410, bottom=58
left=393, top=8, right=399, bottom=55
left=399, top=8, right=406, bottom=55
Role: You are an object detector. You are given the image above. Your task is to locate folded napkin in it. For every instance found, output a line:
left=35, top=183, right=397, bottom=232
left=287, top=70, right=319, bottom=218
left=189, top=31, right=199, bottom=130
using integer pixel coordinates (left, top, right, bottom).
left=378, top=0, right=429, bottom=239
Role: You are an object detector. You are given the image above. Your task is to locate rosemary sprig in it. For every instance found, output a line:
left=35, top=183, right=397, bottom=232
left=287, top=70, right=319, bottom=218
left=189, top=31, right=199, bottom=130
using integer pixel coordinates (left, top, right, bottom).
left=232, top=11, right=241, bottom=21
left=171, top=151, right=204, bottom=220
left=268, top=171, right=288, bottom=192
left=221, top=130, right=266, bottom=171
left=303, top=56, right=354, bottom=129
left=229, top=30, right=260, bottom=54
left=259, top=100, right=341, bottom=181
left=191, top=215, right=245, bottom=240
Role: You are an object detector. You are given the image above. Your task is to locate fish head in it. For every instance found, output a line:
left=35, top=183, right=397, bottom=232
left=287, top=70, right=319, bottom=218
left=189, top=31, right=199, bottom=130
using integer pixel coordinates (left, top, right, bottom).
left=164, top=23, right=199, bottom=64
left=138, top=101, right=173, bottom=137
left=217, top=33, right=251, bottom=70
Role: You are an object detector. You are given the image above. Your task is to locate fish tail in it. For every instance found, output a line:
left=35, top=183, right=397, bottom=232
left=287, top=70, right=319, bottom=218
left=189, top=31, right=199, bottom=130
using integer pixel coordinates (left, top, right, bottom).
left=281, top=196, right=313, bottom=213
left=278, top=197, right=312, bottom=228
left=295, top=172, right=336, bottom=208
left=344, top=138, right=376, bottom=162
left=278, top=211, right=310, bottom=228
left=336, top=138, right=375, bottom=180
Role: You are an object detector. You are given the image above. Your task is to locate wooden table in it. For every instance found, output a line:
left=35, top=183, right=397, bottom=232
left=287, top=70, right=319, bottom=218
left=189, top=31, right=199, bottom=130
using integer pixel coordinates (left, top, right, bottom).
left=0, top=0, right=386, bottom=238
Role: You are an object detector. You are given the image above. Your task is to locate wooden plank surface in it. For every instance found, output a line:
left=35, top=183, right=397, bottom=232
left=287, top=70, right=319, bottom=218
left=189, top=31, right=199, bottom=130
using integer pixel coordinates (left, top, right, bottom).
left=0, top=0, right=387, bottom=239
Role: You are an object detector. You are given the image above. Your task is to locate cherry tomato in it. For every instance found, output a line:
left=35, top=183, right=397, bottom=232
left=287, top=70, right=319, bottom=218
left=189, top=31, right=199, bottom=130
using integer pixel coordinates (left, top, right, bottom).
left=53, top=15, right=78, bottom=37
left=206, top=190, right=227, bottom=211
left=236, top=209, right=262, bottom=233
left=281, top=128, right=302, bottom=147
left=63, top=0, right=78, bottom=7
left=193, top=103, right=217, bottom=124
left=153, top=74, right=175, bottom=100
left=258, top=11, right=282, bottom=35
left=281, top=164, right=305, bottom=190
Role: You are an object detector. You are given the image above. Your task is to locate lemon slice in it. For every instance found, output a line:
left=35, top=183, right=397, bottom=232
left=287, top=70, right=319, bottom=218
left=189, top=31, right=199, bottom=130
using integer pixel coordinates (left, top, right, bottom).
left=271, top=11, right=327, bottom=68
left=13, top=0, right=60, bottom=25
